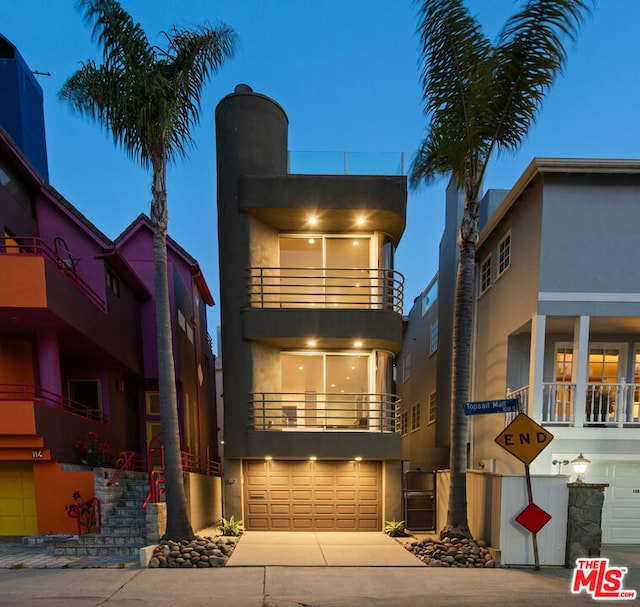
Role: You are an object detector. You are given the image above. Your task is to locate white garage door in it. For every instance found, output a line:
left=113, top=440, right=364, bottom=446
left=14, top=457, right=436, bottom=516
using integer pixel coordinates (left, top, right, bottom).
left=588, top=460, right=640, bottom=544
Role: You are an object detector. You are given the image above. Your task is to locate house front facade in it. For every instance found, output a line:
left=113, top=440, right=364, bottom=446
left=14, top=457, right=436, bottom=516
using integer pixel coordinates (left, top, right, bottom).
left=472, top=158, right=640, bottom=544
left=215, top=85, right=407, bottom=531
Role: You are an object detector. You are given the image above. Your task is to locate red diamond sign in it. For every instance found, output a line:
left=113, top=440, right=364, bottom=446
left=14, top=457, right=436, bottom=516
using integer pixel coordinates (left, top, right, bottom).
left=515, top=503, right=552, bottom=534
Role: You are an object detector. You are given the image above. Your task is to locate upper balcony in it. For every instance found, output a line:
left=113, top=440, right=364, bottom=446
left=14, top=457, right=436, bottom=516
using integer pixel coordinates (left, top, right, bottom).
left=243, top=266, right=404, bottom=353
left=248, top=266, right=404, bottom=313
left=0, top=236, right=106, bottom=312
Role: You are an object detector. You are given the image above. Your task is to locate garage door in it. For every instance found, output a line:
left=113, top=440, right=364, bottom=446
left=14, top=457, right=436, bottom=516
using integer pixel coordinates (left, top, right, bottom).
left=244, top=460, right=381, bottom=531
left=0, top=462, right=38, bottom=536
left=588, top=460, right=640, bottom=544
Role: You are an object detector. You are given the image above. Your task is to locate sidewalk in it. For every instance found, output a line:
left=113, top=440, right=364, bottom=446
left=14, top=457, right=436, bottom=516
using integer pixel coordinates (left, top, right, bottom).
left=0, top=534, right=637, bottom=606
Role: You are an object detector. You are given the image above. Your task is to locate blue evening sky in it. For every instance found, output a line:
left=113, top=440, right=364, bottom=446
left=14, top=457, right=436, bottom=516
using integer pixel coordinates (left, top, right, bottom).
left=3, top=1, right=638, bottom=351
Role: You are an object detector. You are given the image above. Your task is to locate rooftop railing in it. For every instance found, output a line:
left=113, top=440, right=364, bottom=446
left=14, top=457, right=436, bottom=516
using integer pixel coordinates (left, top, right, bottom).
left=288, top=151, right=405, bottom=176
left=248, top=267, right=404, bottom=314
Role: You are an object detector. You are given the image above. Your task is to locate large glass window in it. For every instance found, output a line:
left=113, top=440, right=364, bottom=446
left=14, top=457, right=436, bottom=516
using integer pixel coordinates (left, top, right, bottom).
left=280, top=352, right=370, bottom=427
left=278, top=235, right=371, bottom=308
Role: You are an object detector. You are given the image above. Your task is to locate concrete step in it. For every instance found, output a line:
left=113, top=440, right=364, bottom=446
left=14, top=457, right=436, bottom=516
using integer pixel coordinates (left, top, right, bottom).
left=53, top=544, right=141, bottom=557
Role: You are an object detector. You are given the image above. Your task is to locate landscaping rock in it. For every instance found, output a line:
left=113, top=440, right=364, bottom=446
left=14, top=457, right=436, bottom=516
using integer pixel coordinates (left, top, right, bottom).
left=149, top=535, right=238, bottom=568
left=402, top=535, right=495, bottom=568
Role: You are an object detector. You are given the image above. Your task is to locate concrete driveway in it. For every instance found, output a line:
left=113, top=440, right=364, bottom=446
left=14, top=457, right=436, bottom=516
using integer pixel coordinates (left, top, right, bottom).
left=226, top=531, right=424, bottom=566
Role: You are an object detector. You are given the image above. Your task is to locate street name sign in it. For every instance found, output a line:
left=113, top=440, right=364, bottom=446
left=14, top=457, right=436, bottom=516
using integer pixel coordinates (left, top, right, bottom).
left=494, top=412, right=554, bottom=465
left=464, top=398, right=518, bottom=415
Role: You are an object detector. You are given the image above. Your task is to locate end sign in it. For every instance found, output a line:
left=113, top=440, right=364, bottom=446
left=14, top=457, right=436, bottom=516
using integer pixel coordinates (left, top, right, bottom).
left=495, top=412, right=553, bottom=465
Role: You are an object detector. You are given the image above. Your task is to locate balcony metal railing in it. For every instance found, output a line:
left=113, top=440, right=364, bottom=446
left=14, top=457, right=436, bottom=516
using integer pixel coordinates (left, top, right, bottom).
left=507, top=381, right=640, bottom=427
left=0, top=236, right=106, bottom=312
left=250, top=392, right=399, bottom=432
left=248, top=267, right=404, bottom=314
left=0, top=383, right=108, bottom=424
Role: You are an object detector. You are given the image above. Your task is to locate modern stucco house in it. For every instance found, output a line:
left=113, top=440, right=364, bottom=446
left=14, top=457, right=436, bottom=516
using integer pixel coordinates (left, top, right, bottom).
left=215, top=85, right=407, bottom=531
left=400, top=158, right=640, bottom=545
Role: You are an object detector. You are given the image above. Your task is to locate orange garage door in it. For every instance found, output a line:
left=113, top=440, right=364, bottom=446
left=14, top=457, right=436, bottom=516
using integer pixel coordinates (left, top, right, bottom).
left=244, top=459, right=381, bottom=531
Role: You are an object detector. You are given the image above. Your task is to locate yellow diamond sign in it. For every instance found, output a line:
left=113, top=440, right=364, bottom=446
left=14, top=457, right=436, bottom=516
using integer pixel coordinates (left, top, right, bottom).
left=495, top=412, right=554, bottom=465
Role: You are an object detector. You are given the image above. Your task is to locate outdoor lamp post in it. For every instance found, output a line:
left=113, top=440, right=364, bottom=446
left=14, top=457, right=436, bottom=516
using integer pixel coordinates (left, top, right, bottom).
left=571, top=453, right=591, bottom=483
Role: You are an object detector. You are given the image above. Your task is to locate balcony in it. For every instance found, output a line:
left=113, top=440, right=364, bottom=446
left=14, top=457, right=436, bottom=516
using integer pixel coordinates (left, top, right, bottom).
left=508, top=381, right=640, bottom=427
left=0, top=236, right=106, bottom=312
left=248, top=267, right=404, bottom=313
left=0, top=383, right=108, bottom=424
left=250, top=392, right=399, bottom=432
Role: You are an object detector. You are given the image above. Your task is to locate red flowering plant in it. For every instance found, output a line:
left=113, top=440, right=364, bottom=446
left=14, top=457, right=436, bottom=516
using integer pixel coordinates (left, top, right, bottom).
left=74, top=431, right=115, bottom=467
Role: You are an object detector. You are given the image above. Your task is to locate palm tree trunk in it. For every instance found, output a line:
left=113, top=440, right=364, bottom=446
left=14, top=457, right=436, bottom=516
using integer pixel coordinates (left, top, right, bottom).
left=441, top=197, right=478, bottom=540
left=151, top=157, right=195, bottom=540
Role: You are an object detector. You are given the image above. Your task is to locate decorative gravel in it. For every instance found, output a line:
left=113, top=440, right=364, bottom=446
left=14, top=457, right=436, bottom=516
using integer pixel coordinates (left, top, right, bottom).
left=148, top=535, right=238, bottom=568
left=403, top=535, right=496, bottom=567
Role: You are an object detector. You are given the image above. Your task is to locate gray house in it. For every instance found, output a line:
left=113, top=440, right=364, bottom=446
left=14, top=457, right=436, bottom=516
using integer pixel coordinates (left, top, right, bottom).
left=214, top=86, right=407, bottom=530
left=401, top=158, right=640, bottom=545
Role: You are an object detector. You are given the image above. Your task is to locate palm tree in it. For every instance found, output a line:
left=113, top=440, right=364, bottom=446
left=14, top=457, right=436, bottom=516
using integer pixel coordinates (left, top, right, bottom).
left=60, top=0, right=236, bottom=540
left=410, top=0, right=592, bottom=539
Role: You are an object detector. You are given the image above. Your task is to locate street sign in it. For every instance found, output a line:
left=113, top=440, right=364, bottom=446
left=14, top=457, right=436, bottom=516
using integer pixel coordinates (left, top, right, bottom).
left=515, top=502, right=552, bottom=534
left=494, top=412, right=554, bottom=465
left=464, top=398, right=518, bottom=415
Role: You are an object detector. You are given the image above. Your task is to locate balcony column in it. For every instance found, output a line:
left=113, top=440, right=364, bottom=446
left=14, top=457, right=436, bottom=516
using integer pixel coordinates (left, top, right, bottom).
left=37, top=331, right=62, bottom=399
left=572, top=316, right=590, bottom=427
left=529, top=314, right=546, bottom=420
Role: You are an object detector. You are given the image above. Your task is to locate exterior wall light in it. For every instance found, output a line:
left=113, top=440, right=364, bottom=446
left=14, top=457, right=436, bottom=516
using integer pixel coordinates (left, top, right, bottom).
left=571, top=453, right=591, bottom=483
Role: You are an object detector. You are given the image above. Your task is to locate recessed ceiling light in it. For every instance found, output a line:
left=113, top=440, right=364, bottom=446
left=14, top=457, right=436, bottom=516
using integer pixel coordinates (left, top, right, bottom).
left=354, top=340, right=363, bottom=348
left=356, top=216, right=365, bottom=225
left=307, top=339, right=317, bottom=347
left=308, top=216, right=318, bottom=225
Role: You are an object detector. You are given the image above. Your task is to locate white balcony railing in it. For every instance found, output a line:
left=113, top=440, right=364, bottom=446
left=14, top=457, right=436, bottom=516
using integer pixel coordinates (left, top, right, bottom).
left=250, top=392, right=399, bottom=432
left=507, top=381, right=640, bottom=427
left=248, top=267, right=404, bottom=313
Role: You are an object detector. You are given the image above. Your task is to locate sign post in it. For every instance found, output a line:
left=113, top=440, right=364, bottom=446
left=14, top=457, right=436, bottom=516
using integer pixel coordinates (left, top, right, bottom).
left=495, top=412, right=554, bottom=570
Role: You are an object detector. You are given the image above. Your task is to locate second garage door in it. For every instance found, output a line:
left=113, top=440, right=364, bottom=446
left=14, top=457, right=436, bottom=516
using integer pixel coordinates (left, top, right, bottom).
left=244, top=459, right=381, bottom=531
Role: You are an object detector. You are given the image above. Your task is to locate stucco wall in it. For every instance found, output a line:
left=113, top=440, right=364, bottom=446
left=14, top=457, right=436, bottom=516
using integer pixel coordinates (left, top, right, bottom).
left=186, top=472, right=223, bottom=532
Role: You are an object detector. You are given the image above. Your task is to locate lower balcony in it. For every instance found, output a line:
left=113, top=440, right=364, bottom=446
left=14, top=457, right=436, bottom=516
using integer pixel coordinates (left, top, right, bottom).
left=250, top=392, right=399, bottom=432
left=508, top=381, right=640, bottom=427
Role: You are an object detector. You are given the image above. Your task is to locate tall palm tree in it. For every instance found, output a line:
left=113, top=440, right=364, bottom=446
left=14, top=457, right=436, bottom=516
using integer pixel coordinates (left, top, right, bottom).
left=410, top=0, right=592, bottom=539
left=60, top=0, right=236, bottom=540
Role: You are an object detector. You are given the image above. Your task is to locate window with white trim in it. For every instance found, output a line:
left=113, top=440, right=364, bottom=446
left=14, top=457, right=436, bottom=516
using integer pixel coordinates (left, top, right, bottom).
left=498, top=233, right=511, bottom=276
left=430, top=319, right=438, bottom=354
left=480, top=255, right=491, bottom=294
left=411, top=402, right=420, bottom=431
left=402, top=350, right=411, bottom=382
left=428, top=392, right=437, bottom=424
left=400, top=411, right=409, bottom=436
